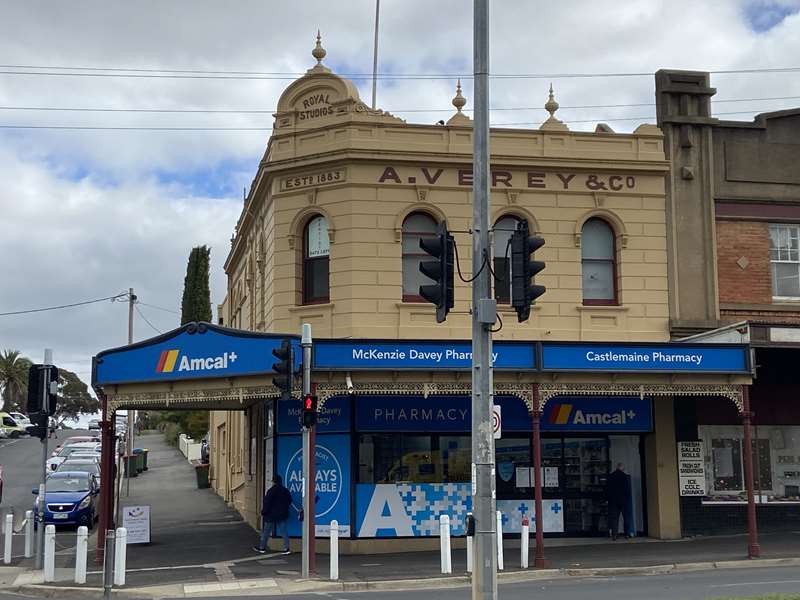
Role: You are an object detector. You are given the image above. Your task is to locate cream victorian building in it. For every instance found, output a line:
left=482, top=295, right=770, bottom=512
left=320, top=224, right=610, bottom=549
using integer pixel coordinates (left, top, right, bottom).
left=207, top=37, right=750, bottom=550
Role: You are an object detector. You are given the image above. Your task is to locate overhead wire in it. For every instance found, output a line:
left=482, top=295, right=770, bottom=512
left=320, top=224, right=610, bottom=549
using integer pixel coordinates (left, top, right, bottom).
left=135, top=301, right=180, bottom=315
left=0, top=64, right=798, bottom=80
left=134, top=305, right=163, bottom=334
left=0, top=95, right=798, bottom=115
left=0, top=293, right=129, bottom=316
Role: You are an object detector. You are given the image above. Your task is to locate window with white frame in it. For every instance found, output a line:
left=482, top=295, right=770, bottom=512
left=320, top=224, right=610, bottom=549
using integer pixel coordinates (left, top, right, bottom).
left=769, top=224, right=800, bottom=298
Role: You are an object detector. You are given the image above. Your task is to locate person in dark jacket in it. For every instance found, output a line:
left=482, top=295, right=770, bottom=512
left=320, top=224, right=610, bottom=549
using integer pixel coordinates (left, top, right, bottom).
left=606, top=463, right=633, bottom=540
left=254, top=475, right=292, bottom=554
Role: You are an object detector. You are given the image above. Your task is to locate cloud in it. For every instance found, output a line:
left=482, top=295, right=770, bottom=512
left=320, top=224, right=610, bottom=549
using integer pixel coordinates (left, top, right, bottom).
left=0, top=0, right=798, bottom=386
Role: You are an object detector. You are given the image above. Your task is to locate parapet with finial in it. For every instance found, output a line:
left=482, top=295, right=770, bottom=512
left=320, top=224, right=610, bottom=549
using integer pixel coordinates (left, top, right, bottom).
left=447, top=79, right=472, bottom=126
left=540, top=84, right=569, bottom=131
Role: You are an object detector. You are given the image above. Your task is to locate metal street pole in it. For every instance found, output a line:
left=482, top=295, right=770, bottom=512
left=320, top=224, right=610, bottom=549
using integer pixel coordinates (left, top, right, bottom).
left=471, top=2, right=497, bottom=599
left=126, top=288, right=135, bottom=497
left=371, top=0, right=380, bottom=109
left=36, top=349, right=53, bottom=570
left=301, top=323, right=314, bottom=577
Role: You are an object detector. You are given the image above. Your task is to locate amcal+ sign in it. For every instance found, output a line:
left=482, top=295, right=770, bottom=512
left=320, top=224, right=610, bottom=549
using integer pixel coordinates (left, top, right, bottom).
left=542, top=397, right=652, bottom=432
left=155, top=349, right=238, bottom=374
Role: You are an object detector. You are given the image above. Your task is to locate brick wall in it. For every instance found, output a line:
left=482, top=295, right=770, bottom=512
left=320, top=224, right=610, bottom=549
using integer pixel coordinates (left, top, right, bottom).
left=716, top=220, right=772, bottom=305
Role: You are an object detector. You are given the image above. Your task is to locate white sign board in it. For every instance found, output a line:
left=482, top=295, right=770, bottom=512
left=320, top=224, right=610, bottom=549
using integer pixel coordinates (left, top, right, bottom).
left=492, top=405, right=501, bottom=439
left=677, top=441, right=706, bottom=497
left=122, top=505, right=151, bottom=544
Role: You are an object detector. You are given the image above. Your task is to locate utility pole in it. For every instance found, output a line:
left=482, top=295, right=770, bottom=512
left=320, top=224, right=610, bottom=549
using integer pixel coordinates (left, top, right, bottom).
left=471, top=2, right=497, bottom=599
left=126, top=287, right=136, bottom=497
left=35, top=349, right=54, bottom=570
left=301, top=324, right=315, bottom=577
left=371, top=0, right=380, bottom=109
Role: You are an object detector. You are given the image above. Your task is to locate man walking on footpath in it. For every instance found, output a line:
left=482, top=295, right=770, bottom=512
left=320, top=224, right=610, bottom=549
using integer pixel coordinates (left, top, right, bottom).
left=253, top=474, right=292, bottom=554
left=606, top=462, right=633, bottom=540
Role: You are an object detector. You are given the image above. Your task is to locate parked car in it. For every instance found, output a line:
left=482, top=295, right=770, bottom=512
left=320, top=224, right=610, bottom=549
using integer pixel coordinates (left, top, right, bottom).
left=0, top=412, right=26, bottom=438
left=52, top=436, right=100, bottom=457
left=9, top=412, right=31, bottom=428
left=47, top=442, right=101, bottom=471
left=33, top=472, right=99, bottom=529
left=0, top=466, right=4, bottom=503
left=88, top=419, right=100, bottom=431
left=55, top=460, right=101, bottom=487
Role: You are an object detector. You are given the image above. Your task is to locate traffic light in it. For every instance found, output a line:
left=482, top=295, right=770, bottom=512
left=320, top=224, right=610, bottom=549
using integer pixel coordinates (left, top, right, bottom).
left=26, top=364, right=59, bottom=415
left=28, top=412, right=48, bottom=440
left=272, top=339, right=293, bottom=400
left=510, top=220, right=546, bottom=322
left=418, top=221, right=455, bottom=323
left=302, top=394, right=318, bottom=428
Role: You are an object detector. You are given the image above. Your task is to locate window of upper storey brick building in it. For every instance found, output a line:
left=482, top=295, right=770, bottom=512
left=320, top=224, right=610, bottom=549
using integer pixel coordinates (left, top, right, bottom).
left=769, top=224, right=800, bottom=299
left=402, top=212, right=438, bottom=301
left=303, top=215, right=330, bottom=304
left=581, top=218, right=618, bottom=305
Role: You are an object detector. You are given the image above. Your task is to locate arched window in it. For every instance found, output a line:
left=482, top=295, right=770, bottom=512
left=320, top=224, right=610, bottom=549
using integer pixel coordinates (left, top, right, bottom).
left=493, top=215, right=522, bottom=304
left=402, top=212, right=438, bottom=301
left=303, top=215, right=330, bottom=304
left=581, top=218, right=617, bottom=304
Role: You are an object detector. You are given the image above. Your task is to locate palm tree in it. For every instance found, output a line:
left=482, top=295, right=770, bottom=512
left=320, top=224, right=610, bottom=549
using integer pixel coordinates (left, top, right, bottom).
left=0, top=349, right=32, bottom=412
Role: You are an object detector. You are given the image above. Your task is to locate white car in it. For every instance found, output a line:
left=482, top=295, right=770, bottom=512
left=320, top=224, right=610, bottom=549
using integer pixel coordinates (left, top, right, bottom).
left=9, top=412, right=31, bottom=427
left=46, top=442, right=101, bottom=471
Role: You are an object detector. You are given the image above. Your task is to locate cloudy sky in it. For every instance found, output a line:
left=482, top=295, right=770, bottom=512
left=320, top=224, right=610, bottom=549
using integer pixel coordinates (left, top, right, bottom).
left=0, top=0, right=799, bottom=385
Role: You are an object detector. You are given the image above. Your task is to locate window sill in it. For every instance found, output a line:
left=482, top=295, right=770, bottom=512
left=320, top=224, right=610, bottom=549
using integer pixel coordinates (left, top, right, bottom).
left=288, top=302, right=335, bottom=312
left=771, top=297, right=800, bottom=305
left=576, top=305, right=629, bottom=312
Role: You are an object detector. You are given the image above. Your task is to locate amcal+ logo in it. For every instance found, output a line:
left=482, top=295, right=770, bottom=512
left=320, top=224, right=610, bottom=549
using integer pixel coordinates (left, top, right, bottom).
left=548, top=403, right=636, bottom=426
left=156, top=349, right=238, bottom=373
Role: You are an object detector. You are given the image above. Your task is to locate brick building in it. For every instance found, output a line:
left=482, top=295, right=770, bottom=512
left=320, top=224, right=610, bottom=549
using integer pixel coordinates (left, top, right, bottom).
left=657, top=70, right=800, bottom=535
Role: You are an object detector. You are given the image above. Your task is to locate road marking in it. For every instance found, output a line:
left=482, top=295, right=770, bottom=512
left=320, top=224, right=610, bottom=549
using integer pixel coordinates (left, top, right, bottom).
left=710, top=579, right=800, bottom=588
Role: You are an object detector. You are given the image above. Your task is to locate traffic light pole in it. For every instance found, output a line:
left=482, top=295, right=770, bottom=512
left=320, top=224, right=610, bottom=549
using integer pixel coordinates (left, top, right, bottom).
left=36, top=349, right=53, bottom=570
left=301, top=324, right=315, bottom=578
left=472, top=2, right=497, bottom=599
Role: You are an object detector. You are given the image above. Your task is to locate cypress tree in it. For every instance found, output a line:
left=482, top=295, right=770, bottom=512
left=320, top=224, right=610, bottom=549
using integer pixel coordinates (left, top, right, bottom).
left=180, top=246, right=212, bottom=324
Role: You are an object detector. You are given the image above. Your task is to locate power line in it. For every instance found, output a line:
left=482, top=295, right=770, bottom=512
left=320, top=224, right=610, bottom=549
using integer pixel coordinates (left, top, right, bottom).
left=0, top=109, right=782, bottom=132
left=0, top=95, right=798, bottom=115
left=0, top=293, right=129, bottom=316
left=134, top=305, right=162, bottom=334
left=0, top=66, right=799, bottom=81
left=136, top=300, right=180, bottom=315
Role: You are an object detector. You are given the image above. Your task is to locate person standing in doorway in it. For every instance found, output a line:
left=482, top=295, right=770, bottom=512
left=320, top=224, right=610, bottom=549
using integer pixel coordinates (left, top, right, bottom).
left=253, top=475, right=292, bottom=554
left=606, top=463, right=633, bottom=540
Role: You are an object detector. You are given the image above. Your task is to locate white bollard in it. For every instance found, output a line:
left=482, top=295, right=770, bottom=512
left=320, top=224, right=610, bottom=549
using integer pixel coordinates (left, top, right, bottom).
left=520, top=517, right=530, bottom=569
left=75, top=526, right=88, bottom=584
left=114, top=527, right=127, bottom=586
left=466, top=513, right=473, bottom=573
left=329, top=520, right=339, bottom=581
left=44, top=525, right=55, bottom=582
left=496, top=510, right=504, bottom=571
left=439, top=515, right=452, bottom=574
left=3, top=513, right=12, bottom=564
left=24, top=510, right=33, bottom=558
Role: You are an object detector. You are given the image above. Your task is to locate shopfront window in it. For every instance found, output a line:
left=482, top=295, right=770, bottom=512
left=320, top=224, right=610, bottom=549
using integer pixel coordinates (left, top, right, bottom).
left=495, top=437, right=531, bottom=499
left=358, top=434, right=469, bottom=484
left=699, top=425, right=797, bottom=503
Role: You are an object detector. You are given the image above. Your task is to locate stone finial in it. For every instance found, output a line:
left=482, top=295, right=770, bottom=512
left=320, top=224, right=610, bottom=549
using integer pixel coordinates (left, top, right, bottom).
left=446, top=79, right=472, bottom=126
left=540, top=83, right=569, bottom=131
left=312, top=30, right=326, bottom=64
left=452, top=79, right=467, bottom=113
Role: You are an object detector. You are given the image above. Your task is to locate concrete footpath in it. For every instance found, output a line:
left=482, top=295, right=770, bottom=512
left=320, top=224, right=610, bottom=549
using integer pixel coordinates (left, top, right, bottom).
left=4, top=432, right=800, bottom=598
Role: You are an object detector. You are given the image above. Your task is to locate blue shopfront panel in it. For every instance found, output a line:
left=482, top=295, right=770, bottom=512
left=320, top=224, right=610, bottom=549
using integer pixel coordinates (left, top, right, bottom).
left=314, top=340, right=535, bottom=370
left=94, top=323, right=302, bottom=385
left=542, top=343, right=749, bottom=373
left=276, top=434, right=350, bottom=537
left=354, top=394, right=651, bottom=433
left=277, top=396, right=351, bottom=434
